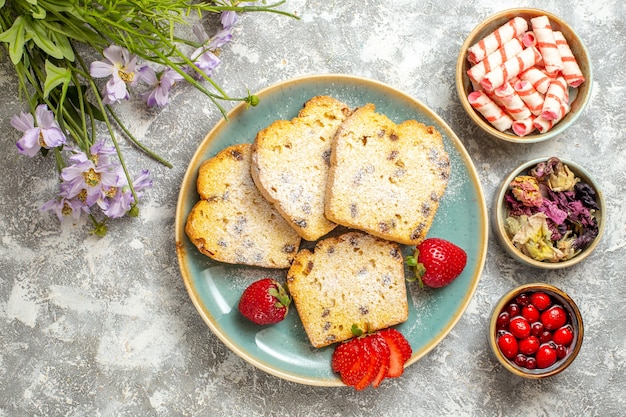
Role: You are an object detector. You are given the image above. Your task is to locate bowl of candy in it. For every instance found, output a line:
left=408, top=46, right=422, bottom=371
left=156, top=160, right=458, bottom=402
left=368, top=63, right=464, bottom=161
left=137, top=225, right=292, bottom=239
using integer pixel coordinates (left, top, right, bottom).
left=494, top=157, right=605, bottom=269
left=489, top=283, right=584, bottom=378
left=456, top=8, right=592, bottom=143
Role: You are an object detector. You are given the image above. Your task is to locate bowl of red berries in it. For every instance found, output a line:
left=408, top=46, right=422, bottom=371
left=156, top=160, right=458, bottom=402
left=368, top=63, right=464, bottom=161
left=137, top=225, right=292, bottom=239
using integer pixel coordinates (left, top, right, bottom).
left=494, top=156, right=605, bottom=269
left=489, top=283, right=584, bottom=378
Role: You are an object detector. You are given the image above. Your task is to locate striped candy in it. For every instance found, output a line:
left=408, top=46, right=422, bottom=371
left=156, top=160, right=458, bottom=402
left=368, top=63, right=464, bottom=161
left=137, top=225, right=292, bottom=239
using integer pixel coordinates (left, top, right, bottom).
left=468, top=91, right=514, bottom=132
left=465, top=14, right=585, bottom=136
left=554, top=31, right=586, bottom=87
left=467, top=17, right=528, bottom=65
left=530, top=15, right=563, bottom=75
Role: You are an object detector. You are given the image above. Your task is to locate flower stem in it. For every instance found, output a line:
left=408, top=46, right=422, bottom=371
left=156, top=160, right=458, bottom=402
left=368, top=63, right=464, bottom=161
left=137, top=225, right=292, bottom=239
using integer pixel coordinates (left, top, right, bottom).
left=106, top=107, right=173, bottom=169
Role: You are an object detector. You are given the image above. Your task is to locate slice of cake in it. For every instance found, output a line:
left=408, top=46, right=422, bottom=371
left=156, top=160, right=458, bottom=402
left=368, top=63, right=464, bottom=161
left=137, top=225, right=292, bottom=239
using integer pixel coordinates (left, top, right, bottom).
left=185, top=143, right=301, bottom=269
left=251, top=96, right=352, bottom=241
left=325, top=103, right=450, bottom=246
left=286, top=231, right=408, bottom=348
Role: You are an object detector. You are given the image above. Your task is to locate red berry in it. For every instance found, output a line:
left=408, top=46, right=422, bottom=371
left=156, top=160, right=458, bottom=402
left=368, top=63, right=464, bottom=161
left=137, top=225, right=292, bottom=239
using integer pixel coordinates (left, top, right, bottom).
left=530, top=292, right=552, bottom=311
left=519, top=336, right=540, bottom=355
left=497, top=332, right=518, bottom=359
left=553, top=325, right=574, bottom=346
left=514, top=354, right=527, bottom=367
left=332, top=328, right=412, bottom=390
left=331, top=337, right=369, bottom=387
left=556, top=344, right=568, bottom=360
left=496, top=311, right=511, bottom=330
left=508, top=316, right=531, bottom=339
left=525, top=356, right=537, bottom=369
left=238, top=278, right=291, bottom=325
left=411, top=238, right=467, bottom=288
left=378, top=328, right=413, bottom=378
left=507, top=303, right=520, bottom=317
left=539, top=330, right=553, bottom=344
left=369, top=334, right=391, bottom=388
left=530, top=322, right=544, bottom=337
left=516, top=293, right=530, bottom=306
left=353, top=336, right=383, bottom=391
left=522, top=304, right=540, bottom=323
left=541, top=305, right=568, bottom=330
left=536, top=344, right=557, bottom=368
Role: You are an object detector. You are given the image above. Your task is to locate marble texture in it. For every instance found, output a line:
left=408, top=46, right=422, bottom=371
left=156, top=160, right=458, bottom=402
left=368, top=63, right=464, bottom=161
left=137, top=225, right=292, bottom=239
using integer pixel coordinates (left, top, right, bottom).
left=1, top=1, right=624, bottom=416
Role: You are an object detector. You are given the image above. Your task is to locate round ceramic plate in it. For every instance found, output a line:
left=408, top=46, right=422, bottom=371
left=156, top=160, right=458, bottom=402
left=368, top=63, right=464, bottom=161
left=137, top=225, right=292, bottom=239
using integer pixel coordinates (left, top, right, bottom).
left=175, top=74, right=488, bottom=386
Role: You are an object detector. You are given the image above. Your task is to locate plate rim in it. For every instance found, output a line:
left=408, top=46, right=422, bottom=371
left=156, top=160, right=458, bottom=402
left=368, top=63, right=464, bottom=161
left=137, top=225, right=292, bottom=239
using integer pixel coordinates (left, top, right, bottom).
left=174, top=73, right=489, bottom=386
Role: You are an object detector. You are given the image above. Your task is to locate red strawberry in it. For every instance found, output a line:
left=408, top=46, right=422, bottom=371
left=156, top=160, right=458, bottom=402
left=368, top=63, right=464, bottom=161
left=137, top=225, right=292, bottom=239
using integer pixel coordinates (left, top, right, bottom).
left=332, top=328, right=412, bottom=389
left=406, top=238, right=467, bottom=288
left=353, top=337, right=382, bottom=390
left=378, top=328, right=412, bottom=378
left=238, top=278, right=291, bottom=325
left=331, top=337, right=369, bottom=387
left=369, top=333, right=391, bottom=388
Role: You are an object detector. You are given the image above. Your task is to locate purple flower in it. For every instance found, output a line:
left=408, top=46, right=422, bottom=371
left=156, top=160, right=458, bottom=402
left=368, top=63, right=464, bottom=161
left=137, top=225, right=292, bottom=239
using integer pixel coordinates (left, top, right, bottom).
left=11, top=104, right=67, bottom=157
left=41, top=193, right=90, bottom=221
left=221, top=10, right=238, bottom=28
left=208, top=27, right=234, bottom=49
left=102, top=169, right=152, bottom=218
left=220, top=1, right=253, bottom=28
left=138, top=66, right=184, bottom=107
left=90, top=45, right=140, bottom=104
left=188, top=25, right=233, bottom=79
left=60, top=140, right=125, bottom=207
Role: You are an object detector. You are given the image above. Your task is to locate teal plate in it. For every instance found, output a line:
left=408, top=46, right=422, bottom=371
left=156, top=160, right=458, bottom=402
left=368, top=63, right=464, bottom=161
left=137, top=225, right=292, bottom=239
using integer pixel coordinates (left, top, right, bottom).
left=175, top=74, right=488, bottom=386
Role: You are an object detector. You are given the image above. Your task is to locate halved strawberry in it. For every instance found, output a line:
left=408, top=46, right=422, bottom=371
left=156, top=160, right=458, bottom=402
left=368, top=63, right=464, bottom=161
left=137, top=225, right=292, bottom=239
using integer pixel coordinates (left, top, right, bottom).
left=369, top=333, right=391, bottom=388
left=353, top=337, right=382, bottom=390
left=331, top=337, right=368, bottom=387
left=379, top=328, right=412, bottom=378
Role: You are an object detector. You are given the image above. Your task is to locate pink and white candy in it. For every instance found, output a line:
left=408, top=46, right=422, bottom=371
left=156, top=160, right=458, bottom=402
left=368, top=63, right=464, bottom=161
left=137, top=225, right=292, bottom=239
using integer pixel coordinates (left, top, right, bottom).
left=530, top=15, right=563, bottom=75
left=468, top=90, right=514, bottom=132
left=467, top=17, right=528, bottom=65
left=493, top=83, right=532, bottom=120
left=534, top=101, right=570, bottom=133
left=512, top=116, right=537, bottom=136
left=513, top=80, right=544, bottom=116
left=519, top=67, right=553, bottom=94
left=554, top=31, right=586, bottom=87
left=480, top=46, right=542, bottom=92
left=541, top=76, right=569, bottom=120
left=467, top=38, right=524, bottom=83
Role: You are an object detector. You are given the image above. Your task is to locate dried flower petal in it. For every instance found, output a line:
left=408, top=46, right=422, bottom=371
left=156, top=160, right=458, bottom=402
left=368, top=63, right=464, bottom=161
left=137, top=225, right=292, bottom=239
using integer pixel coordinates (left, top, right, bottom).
left=503, top=158, right=601, bottom=262
left=510, top=175, right=543, bottom=207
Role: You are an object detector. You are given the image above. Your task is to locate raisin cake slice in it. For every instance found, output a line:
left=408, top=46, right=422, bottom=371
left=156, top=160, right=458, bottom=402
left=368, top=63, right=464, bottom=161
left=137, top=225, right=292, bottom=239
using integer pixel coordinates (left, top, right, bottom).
left=251, top=96, right=352, bottom=241
left=286, top=231, right=408, bottom=348
left=185, top=143, right=301, bottom=269
left=325, top=103, right=450, bottom=246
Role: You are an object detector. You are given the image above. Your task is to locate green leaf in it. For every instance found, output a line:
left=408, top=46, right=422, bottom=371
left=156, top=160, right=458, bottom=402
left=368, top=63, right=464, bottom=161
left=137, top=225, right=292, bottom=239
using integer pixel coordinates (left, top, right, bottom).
left=48, top=26, right=75, bottom=61
left=24, top=16, right=64, bottom=59
left=44, top=60, right=71, bottom=98
left=31, top=4, right=47, bottom=19
left=351, top=324, right=364, bottom=337
left=0, top=16, right=26, bottom=64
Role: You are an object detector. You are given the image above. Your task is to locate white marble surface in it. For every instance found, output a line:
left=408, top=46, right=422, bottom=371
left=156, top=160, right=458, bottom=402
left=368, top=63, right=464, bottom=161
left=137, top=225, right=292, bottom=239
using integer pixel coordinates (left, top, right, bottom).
left=1, top=1, right=625, bottom=416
